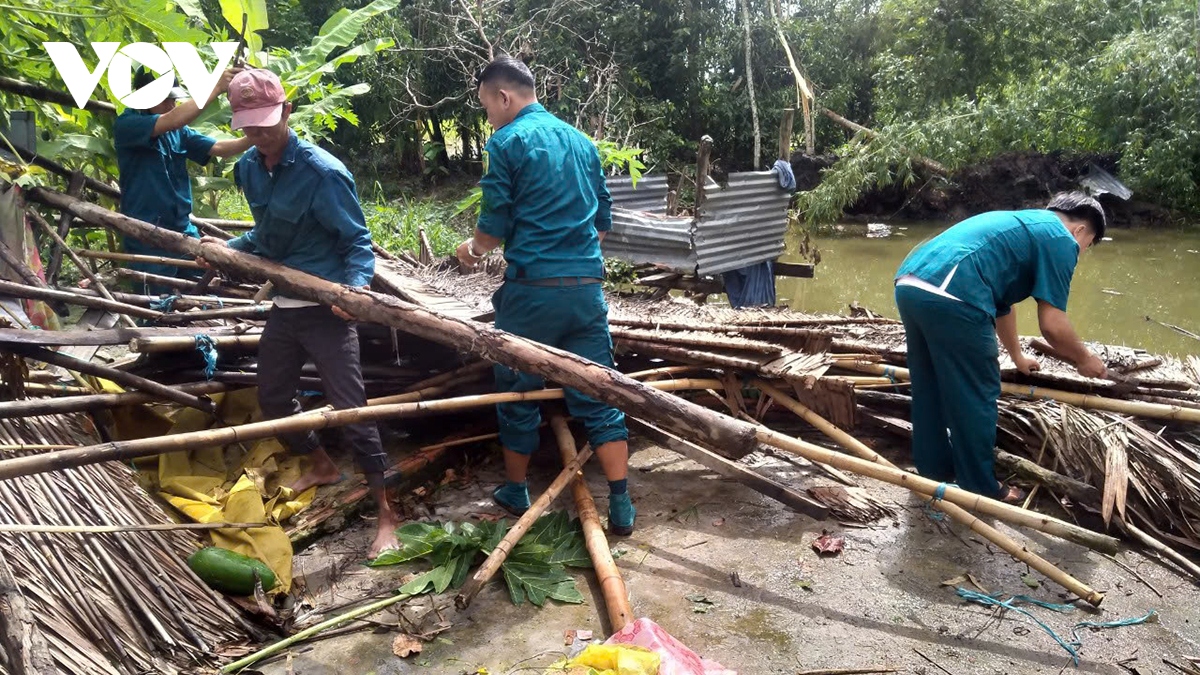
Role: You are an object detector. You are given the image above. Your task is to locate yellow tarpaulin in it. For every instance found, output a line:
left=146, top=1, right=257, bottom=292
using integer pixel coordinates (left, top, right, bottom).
left=110, top=386, right=315, bottom=594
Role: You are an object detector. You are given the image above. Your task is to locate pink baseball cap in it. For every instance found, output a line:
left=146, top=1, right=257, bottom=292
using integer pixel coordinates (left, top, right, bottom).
left=229, top=69, right=287, bottom=130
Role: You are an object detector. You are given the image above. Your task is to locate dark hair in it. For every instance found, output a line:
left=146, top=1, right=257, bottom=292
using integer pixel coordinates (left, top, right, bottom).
left=133, top=67, right=184, bottom=99
left=477, top=56, right=535, bottom=92
left=1047, top=191, right=1107, bottom=241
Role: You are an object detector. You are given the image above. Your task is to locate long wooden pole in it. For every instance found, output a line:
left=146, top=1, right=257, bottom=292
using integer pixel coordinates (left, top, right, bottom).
left=129, top=334, right=262, bottom=353
left=752, top=426, right=1120, bottom=555
left=3, top=344, right=215, bottom=414
left=0, top=522, right=267, bottom=534
left=0, top=380, right=724, bottom=481
left=550, top=415, right=633, bottom=631
left=0, top=278, right=163, bottom=321
left=840, top=361, right=1200, bottom=424
left=27, top=209, right=137, bottom=328
left=453, top=443, right=595, bottom=610
left=0, top=381, right=230, bottom=420
left=754, top=379, right=1105, bottom=606
left=25, top=187, right=1119, bottom=556
left=0, top=75, right=116, bottom=114
left=628, top=418, right=828, bottom=519
left=76, top=249, right=204, bottom=269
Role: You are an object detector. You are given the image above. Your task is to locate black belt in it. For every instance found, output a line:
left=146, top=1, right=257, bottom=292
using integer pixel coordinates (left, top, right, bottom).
left=507, top=276, right=603, bottom=287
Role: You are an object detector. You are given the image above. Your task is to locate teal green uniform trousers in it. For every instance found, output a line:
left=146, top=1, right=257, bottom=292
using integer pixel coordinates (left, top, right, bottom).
left=492, top=281, right=628, bottom=455
left=895, top=284, right=1003, bottom=498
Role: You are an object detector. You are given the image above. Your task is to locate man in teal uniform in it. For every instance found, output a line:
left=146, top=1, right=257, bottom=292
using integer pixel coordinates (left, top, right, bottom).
left=894, top=192, right=1109, bottom=502
left=455, top=56, right=635, bottom=535
left=114, top=67, right=251, bottom=290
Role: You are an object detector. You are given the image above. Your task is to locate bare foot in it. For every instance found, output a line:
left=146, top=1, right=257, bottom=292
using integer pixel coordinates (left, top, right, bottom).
left=369, top=499, right=401, bottom=559
left=289, top=448, right=342, bottom=494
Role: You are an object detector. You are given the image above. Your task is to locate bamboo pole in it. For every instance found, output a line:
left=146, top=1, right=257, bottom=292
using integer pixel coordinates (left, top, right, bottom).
left=751, top=424, right=1120, bottom=555
left=3, top=344, right=215, bottom=414
left=628, top=418, right=829, bottom=519
left=0, top=380, right=724, bottom=481
left=71, top=288, right=256, bottom=308
left=0, top=522, right=267, bottom=534
left=454, top=442, right=595, bottom=610
left=754, top=379, right=1106, bottom=606
left=0, top=240, right=69, bottom=317
left=611, top=327, right=784, bottom=355
left=0, top=278, right=163, bottom=321
left=114, top=269, right=256, bottom=297
left=27, top=209, right=137, bottom=328
left=75, top=249, right=203, bottom=269
left=155, top=304, right=271, bottom=324
left=840, top=361, right=1200, bottom=424
left=26, top=187, right=1121, bottom=558
left=1116, top=517, right=1200, bottom=582
left=129, top=334, right=262, bottom=353
left=550, top=415, right=633, bottom=631
left=0, top=381, right=230, bottom=420
left=17, top=383, right=90, bottom=396
left=220, top=593, right=415, bottom=673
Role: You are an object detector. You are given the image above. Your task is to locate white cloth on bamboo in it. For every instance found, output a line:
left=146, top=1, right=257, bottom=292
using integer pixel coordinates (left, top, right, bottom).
left=896, top=264, right=962, bottom=302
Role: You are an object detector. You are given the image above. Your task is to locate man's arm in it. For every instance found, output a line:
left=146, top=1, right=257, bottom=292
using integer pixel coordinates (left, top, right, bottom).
left=1036, top=301, right=1107, bottom=378
left=458, top=140, right=514, bottom=267
left=315, top=172, right=375, bottom=289
left=210, top=136, right=254, bottom=158
left=996, top=308, right=1038, bottom=375
left=151, top=68, right=240, bottom=137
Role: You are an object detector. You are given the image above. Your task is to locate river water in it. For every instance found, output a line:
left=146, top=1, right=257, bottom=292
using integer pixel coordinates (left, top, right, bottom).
left=777, top=223, right=1200, bottom=358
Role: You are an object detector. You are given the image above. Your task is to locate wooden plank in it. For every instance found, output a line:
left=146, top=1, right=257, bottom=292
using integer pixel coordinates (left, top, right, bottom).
left=773, top=261, right=815, bottom=278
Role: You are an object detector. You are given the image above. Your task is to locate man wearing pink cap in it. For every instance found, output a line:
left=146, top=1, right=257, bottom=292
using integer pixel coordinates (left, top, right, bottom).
left=198, top=69, right=399, bottom=557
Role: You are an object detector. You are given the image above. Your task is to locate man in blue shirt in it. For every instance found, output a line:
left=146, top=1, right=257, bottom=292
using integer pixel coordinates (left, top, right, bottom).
left=114, top=67, right=251, bottom=290
left=894, top=192, right=1109, bottom=501
left=197, top=69, right=397, bottom=558
left=455, top=57, right=634, bottom=535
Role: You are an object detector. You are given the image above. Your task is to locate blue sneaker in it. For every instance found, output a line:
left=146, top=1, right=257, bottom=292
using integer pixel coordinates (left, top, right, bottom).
left=608, top=492, right=635, bottom=536
left=493, top=482, right=530, bottom=516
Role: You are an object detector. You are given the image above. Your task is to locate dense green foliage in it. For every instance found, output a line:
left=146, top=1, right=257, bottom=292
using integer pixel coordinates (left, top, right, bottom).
left=2, top=0, right=1198, bottom=220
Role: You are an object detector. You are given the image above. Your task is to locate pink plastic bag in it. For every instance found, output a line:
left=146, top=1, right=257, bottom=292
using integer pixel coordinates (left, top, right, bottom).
left=605, top=618, right=736, bottom=675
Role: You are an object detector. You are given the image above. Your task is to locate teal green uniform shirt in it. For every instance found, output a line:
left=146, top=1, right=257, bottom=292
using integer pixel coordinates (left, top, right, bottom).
left=477, top=103, right=611, bottom=280
left=227, top=130, right=375, bottom=288
left=896, top=209, right=1079, bottom=318
left=114, top=110, right=215, bottom=232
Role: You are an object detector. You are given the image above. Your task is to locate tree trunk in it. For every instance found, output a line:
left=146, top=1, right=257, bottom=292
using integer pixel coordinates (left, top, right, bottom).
left=27, top=186, right=761, bottom=456
left=740, top=0, right=761, bottom=168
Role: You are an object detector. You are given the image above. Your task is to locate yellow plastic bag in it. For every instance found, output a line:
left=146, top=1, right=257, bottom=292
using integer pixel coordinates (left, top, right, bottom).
left=550, top=644, right=661, bottom=675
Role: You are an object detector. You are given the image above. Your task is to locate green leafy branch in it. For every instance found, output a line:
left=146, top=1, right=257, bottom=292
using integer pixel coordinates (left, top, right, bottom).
left=369, top=510, right=591, bottom=607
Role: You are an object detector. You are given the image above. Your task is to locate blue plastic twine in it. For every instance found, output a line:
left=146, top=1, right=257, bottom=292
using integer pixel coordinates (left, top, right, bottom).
left=194, top=334, right=218, bottom=380
left=150, top=295, right=179, bottom=312
left=956, top=587, right=1157, bottom=666
left=925, top=482, right=956, bottom=522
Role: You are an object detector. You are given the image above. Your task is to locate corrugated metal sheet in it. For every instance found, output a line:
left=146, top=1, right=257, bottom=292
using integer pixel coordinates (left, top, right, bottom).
left=694, top=171, right=792, bottom=275
left=606, top=175, right=670, bottom=214
left=602, top=171, right=792, bottom=276
left=602, top=208, right=695, bottom=270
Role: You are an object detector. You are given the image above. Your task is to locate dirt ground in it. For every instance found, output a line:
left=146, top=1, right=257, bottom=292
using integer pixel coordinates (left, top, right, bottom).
left=258, top=435, right=1200, bottom=675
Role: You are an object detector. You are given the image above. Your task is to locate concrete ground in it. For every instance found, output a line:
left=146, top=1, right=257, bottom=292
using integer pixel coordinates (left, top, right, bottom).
left=258, top=436, right=1200, bottom=675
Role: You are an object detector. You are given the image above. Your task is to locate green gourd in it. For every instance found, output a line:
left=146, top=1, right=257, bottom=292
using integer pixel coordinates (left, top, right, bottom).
left=187, top=547, right=277, bottom=595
